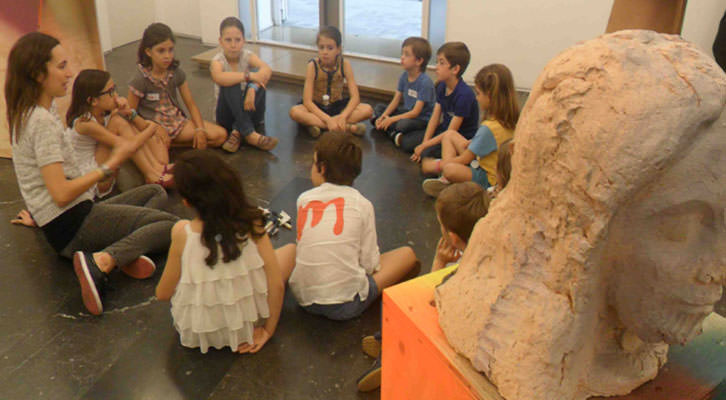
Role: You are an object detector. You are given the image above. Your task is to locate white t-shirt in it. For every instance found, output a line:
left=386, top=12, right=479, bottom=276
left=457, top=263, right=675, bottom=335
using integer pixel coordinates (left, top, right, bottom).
left=289, top=183, right=381, bottom=306
left=11, top=104, right=93, bottom=226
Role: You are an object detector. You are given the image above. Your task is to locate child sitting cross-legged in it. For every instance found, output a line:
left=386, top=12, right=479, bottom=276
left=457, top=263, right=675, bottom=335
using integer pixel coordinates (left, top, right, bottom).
left=421, top=64, right=519, bottom=197
left=288, top=26, right=373, bottom=138
left=371, top=37, right=435, bottom=146
left=357, top=182, right=490, bottom=391
left=281, top=132, right=419, bottom=321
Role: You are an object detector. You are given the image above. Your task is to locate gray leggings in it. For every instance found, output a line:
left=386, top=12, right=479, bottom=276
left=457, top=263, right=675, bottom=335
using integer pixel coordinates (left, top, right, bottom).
left=60, top=185, right=179, bottom=267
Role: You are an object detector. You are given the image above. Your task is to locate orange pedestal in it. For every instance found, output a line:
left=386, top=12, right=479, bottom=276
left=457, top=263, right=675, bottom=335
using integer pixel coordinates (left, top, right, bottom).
left=382, top=267, right=726, bottom=400
left=381, top=266, right=502, bottom=400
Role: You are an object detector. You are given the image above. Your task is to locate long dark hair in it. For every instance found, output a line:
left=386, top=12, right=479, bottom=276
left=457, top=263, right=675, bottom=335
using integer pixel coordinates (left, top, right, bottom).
left=174, top=150, right=264, bottom=267
left=137, top=23, right=179, bottom=69
left=66, top=69, right=111, bottom=127
left=5, top=32, right=60, bottom=142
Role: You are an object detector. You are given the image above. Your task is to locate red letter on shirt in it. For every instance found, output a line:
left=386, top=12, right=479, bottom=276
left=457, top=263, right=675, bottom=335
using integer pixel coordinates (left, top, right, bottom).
left=297, top=198, right=345, bottom=240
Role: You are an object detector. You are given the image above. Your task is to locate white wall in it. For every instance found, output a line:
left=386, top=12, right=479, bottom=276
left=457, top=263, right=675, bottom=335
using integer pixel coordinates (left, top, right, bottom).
left=447, top=1, right=726, bottom=91
left=682, top=0, right=724, bottom=58
left=102, top=0, right=155, bottom=49
left=199, top=0, right=238, bottom=45
left=94, top=0, right=112, bottom=54
left=155, top=0, right=202, bottom=38
left=446, top=1, right=614, bottom=90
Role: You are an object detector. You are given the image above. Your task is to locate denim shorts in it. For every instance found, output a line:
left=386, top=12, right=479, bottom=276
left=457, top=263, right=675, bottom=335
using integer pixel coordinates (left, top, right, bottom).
left=471, top=166, right=490, bottom=189
left=302, top=275, right=379, bottom=321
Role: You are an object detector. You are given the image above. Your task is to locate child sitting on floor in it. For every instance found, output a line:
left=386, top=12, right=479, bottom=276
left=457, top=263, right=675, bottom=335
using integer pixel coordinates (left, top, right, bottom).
left=66, top=69, right=173, bottom=193
left=283, top=132, right=419, bottom=321
left=288, top=26, right=373, bottom=138
left=405, top=42, right=479, bottom=160
left=421, top=64, right=519, bottom=197
left=210, top=17, right=278, bottom=152
left=128, top=23, right=228, bottom=150
left=371, top=37, right=435, bottom=146
left=357, top=182, right=490, bottom=391
left=156, top=150, right=284, bottom=354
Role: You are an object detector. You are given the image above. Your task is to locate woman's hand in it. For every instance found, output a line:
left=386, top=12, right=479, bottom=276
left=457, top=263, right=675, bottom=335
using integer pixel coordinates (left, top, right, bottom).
left=410, top=143, right=426, bottom=162
left=10, top=209, right=36, bottom=227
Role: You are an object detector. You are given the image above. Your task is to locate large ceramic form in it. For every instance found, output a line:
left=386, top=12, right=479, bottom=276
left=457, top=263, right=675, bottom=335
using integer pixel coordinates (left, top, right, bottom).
left=436, top=30, right=726, bottom=400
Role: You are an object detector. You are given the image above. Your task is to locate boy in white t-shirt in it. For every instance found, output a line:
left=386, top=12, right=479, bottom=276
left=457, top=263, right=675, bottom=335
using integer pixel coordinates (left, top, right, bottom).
left=280, top=132, right=419, bottom=320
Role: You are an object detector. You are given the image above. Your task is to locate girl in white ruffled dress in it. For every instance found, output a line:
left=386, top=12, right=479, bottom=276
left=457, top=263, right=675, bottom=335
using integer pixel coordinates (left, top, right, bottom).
left=155, top=150, right=284, bottom=353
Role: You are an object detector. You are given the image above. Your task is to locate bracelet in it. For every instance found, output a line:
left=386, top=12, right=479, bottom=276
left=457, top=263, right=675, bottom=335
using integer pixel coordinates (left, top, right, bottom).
left=194, top=127, right=206, bottom=132
left=244, top=71, right=250, bottom=82
left=125, top=109, right=137, bottom=122
left=99, top=164, right=114, bottom=178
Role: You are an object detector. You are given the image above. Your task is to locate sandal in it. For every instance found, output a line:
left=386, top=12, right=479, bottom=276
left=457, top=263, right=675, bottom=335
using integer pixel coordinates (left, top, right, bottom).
left=348, top=122, right=367, bottom=137
left=221, top=129, right=241, bottom=153
left=255, top=135, right=279, bottom=151
left=156, top=164, right=175, bottom=189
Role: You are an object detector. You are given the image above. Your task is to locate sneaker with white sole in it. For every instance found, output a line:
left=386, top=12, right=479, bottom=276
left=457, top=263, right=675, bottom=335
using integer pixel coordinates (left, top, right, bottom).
left=120, top=255, right=156, bottom=279
left=72, top=251, right=108, bottom=315
left=393, top=132, right=403, bottom=147
left=422, top=177, right=451, bottom=198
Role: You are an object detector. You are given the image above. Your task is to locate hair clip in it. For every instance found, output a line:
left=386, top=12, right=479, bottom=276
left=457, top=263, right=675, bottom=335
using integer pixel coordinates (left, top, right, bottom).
left=214, top=234, right=222, bottom=243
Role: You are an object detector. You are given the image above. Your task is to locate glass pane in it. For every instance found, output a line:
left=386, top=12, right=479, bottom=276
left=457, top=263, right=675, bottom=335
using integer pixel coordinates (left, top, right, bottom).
left=344, top=0, right=422, bottom=59
left=257, top=0, right=319, bottom=48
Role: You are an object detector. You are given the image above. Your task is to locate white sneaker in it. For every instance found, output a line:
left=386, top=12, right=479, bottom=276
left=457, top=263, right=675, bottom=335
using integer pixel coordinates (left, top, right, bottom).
left=422, top=177, right=450, bottom=198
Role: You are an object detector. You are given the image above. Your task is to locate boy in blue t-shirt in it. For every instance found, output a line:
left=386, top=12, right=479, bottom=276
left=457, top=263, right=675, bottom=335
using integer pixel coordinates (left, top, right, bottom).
left=372, top=37, right=435, bottom=146
left=402, top=42, right=479, bottom=161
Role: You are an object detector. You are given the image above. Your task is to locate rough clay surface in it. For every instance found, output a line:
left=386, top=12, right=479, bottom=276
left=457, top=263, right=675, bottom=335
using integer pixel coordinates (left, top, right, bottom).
left=435, top=30, right=726, bottom=400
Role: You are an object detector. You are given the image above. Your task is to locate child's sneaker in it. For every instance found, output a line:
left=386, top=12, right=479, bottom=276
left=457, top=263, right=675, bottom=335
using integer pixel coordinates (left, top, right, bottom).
left=120, top=255, right=156, bottom=279
left=307, top=126, right=322, bottom=138
left=393, top=132, right=403, bottom=147
left=361, top=333, right=382, bottom=358
left=221, top=129, right=241, bottom=152
left=357, top=357, right=382, bottom=392
left=72, top=251, right=108, bottom=315
left=348, top=122, right=366, bottom=137
left=422, top=176, right=451, bottom=198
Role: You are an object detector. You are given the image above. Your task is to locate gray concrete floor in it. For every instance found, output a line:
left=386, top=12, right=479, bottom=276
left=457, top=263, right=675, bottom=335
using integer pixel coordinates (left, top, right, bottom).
left=0, top=37, right=441, bottom=399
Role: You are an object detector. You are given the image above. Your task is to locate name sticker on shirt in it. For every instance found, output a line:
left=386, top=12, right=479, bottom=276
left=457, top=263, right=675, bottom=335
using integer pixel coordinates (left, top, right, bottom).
left=448, top=111, right=455, bottom=117
left=147, top=93, right=160, bottom=101
left=407, top=88, right=418, bottom=98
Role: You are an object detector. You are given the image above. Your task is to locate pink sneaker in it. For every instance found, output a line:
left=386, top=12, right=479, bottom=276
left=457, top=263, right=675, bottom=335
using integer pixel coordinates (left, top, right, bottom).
left=120, top=255, right=156, bottom=279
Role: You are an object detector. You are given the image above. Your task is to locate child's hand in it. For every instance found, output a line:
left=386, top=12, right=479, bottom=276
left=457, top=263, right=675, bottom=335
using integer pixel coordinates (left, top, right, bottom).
left=244, top=88, right=256, bottom=111
left=435, top=237, right=460, bottom=264
left=193, top=128, right=208, bottom=150
left=380, top=116, right=396, bottom=131
left=237, top=327, right=271, bottom=354
left=151, top=122, right=171, bottom=148
left=331, top=115, right=346, bottom=132
left=248, top=71, right=267, bottom=89
left=374, top=115, right=386, bottom=130
left=115, top=97, right=131, bottom=115
left=410, top=143, right=425, bottom=162
left=10, top=209, right=36, bottom=227
left=325, top=118, right=338, bottom=132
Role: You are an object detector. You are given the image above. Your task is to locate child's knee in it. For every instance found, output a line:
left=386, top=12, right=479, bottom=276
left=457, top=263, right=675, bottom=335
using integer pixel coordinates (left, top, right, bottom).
left=359, top=103, right=374, bottom=118
left=442, top=163, right=456, bottom=180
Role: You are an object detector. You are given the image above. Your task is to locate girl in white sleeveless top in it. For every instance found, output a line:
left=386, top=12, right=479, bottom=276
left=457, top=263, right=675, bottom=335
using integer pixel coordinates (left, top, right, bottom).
left=156, top=150, right=284, bottom=354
